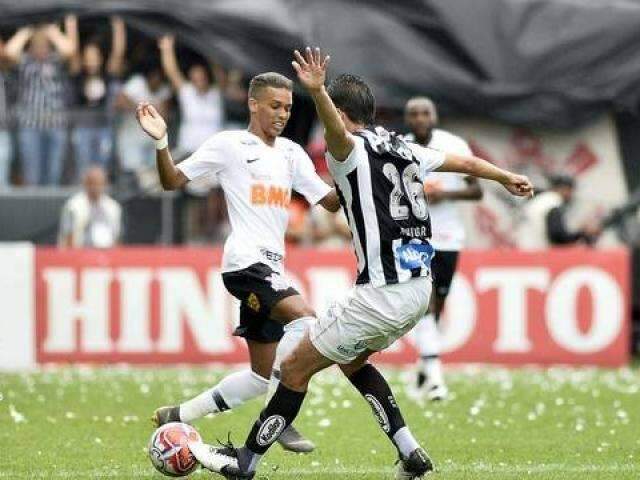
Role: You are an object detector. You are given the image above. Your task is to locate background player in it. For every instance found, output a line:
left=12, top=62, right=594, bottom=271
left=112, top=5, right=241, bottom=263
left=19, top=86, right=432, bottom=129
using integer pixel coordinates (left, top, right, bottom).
left=404, top=96, right=483, bottom=401
left=136, top=71, right=340, bottom=453
left=190, top=47, right=533, bottom=480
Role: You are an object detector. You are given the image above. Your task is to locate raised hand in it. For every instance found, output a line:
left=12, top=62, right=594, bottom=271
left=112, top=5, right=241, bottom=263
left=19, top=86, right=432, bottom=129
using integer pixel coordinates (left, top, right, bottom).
left=502, top=173, right=534, bottom=197
left=292, top=47, right=330, bottom=92
left=136, top=102, right=167, bottom=140
left=158, top=35, right=175, bottom=51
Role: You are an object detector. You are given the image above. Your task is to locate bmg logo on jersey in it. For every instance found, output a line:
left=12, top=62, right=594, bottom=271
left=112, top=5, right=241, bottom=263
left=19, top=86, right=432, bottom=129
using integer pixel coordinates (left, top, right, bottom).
left=251, top=184, right=291, bottom=208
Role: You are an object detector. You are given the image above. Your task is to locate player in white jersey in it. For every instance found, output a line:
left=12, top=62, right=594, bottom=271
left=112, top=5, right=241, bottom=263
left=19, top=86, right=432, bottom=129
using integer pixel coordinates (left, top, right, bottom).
left=191, top=48, right=533, bottom=480
left=136, top=72, right=340, bottom=453
left=404, top=97, right=483, bottom=401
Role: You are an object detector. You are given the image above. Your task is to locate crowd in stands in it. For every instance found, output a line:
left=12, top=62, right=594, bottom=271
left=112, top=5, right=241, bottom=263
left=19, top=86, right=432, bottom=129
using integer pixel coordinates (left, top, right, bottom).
left=0, top=15, right=250, bottom=187
left=0, top=17, right=349, bottom=246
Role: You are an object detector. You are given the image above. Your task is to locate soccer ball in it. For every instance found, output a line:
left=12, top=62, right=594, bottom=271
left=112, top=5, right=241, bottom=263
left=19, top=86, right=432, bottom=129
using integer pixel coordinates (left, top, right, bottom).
left=148, top=422, right=202, bottom=477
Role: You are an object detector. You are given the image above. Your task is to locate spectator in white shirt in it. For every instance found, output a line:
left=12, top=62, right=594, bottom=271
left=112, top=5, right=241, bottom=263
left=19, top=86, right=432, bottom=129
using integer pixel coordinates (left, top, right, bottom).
left=158, top=35, right=224, bottom=157
left=58, top=166, right=122, bottom=248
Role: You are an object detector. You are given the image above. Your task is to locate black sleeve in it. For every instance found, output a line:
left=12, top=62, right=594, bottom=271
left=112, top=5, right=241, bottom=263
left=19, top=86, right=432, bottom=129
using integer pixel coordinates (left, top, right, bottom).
left=546, top=206, right=584, bottom=245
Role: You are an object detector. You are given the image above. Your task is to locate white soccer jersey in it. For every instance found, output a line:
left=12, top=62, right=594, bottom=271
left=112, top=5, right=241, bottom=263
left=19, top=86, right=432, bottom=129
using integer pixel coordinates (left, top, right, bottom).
left=406, top=129, right=471, bottom=251
left=177, top=130, right=332, bottom=272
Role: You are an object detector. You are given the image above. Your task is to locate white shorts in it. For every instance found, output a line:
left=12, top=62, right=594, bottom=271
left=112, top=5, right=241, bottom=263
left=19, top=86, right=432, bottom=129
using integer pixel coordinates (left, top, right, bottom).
left=310, top=276, right=431, bottom=364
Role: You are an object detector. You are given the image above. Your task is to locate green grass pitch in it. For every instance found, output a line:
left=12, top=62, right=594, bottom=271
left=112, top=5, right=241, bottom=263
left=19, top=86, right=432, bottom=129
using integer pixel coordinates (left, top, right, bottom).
left=1, top=365, right=638, bottom=479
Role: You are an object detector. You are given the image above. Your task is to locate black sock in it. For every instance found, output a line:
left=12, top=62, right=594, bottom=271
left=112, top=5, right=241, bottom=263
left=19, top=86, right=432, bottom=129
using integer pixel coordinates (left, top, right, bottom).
left=245, top=382, right=306, bottom=455
left=348, top=364, right=406, bottom=438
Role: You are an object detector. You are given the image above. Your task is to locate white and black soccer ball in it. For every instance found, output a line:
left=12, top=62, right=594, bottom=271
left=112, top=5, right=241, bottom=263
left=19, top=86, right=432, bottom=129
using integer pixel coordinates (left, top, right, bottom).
left=148, top=422, right=202, bottom=477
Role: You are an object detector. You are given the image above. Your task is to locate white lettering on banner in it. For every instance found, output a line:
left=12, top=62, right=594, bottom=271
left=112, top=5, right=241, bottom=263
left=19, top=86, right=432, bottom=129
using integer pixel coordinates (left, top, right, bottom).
left=546, top=267, right=624, bottom=353
left=116, top=269, right=153, bottom=352
left=43, top=268, right=113, bottom=353
left=306, top=267, right=351, bottom=315
left=156, top=269, right=233, bottom=354
left=439, top=275, right=476, bottom=353
left=476, top=268, right=550, bottom=353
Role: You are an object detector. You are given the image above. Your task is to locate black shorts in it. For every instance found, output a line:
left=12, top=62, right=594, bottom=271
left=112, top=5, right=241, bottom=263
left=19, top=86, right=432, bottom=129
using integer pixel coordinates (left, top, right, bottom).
left=431, top=250, right=459, bottom=298
left=222, top=262, right=299, bottom=343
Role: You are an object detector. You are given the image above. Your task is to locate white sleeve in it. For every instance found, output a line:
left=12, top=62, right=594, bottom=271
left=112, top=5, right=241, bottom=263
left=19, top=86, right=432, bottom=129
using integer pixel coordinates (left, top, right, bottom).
left=324, top=134, right=362, bottom=176
left=176, top=134, right=228, bottom=182
left=292, top=145, right=332, bottom=205
left=408, top=143, right=446, bottom=180
left=452, top=137, right=473, bottom=157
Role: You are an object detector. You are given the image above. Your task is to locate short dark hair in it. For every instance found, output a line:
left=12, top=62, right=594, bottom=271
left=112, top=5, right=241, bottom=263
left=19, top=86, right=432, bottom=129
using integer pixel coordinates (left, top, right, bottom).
left=248, top=72, right=293, bottom=99
left=327, top=74, right=375, bottom=125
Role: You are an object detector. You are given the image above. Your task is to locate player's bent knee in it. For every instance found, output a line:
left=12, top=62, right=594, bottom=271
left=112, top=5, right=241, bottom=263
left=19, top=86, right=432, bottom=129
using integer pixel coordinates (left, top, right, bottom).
left=279, top=354, right=309, bottom=391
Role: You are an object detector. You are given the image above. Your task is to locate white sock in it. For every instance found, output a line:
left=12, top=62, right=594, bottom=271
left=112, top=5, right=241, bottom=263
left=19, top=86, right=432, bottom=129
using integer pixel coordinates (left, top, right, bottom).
left=267, top=316, right=313, bottom=403
left=179, top=369, right=269, bottom=423
left=414, top=313, right=445, bottom=386
left=393, top=427, right=420, bottom=458
left=414, top=313, right=440, bottom=358
left=423, top=357, right=444, bottom=386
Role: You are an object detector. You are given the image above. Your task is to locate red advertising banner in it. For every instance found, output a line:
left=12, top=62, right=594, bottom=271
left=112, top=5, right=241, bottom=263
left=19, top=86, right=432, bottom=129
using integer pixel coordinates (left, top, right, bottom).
left=34, top=247, right=630, bottom=366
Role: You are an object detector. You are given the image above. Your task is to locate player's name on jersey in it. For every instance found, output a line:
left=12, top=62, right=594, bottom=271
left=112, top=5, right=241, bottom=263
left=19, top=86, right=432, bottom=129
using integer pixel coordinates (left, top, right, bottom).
left=250, top=184, right=292, bottom=208
left=400, top=225, right=430, bottom=238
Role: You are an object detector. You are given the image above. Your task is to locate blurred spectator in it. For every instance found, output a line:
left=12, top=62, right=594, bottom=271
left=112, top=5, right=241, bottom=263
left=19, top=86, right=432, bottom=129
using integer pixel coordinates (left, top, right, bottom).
left=310, top=208, right=350, bottom=248
left=517, top=175, right=601, bottom=249
left=58, top=165, right=122, bottom=248
left=221, top=69, right=249, bottom=129
left=70, top=16, right=126, bottom=179
left=115, top=64, right=170, bottom=176
left=0, top=36, right=14, bottom=186
left=286, top=194, right=312, bottom=245
left=4, top=17, right=78, bottom=185
left=158, top=35, right=223, bottom=156
left=306, top=121, right=330, bottom=179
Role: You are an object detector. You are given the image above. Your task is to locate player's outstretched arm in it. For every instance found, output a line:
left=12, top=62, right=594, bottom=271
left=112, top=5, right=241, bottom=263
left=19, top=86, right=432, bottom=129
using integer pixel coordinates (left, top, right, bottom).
left=437, top=152, right=533, bottom=197
left=292, top=47, right=354, bottom=161
left=136, top=101, right=188, bottom=191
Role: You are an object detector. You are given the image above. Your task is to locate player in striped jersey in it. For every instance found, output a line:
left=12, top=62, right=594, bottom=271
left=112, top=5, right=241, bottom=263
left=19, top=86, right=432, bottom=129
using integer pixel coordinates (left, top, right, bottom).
left=191, top=48, right=533, bottom=480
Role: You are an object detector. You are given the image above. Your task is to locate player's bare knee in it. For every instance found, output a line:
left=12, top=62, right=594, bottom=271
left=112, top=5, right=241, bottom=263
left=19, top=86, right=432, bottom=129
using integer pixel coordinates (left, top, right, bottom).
left=280, top=354, right=309, bottom=391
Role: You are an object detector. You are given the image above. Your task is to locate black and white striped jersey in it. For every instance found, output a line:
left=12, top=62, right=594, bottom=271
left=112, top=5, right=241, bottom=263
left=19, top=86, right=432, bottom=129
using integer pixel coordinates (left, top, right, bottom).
left=326, top=126, right=446, bottom=287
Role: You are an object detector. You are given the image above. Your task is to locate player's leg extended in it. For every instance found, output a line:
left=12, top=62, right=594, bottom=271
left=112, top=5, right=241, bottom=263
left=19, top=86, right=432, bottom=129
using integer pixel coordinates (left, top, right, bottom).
left=190, top=332, right=333, bottom=478
left=152, top=340, right=274, bottom=426
left=340, top=356, right=434, bottom=478
left=266, top=294, right=318, bottom=452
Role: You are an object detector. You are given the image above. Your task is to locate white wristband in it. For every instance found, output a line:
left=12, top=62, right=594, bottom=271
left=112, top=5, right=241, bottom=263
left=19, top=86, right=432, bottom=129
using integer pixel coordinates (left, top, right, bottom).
left=155, top=133, right=169, bottom=150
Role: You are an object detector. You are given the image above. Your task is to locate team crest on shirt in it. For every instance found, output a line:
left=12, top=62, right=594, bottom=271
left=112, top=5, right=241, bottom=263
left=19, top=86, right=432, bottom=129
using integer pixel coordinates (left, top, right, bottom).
left=266, top=272, right=290, bottom=292
left=247, top=293, right=261, bottom=312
